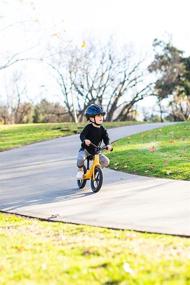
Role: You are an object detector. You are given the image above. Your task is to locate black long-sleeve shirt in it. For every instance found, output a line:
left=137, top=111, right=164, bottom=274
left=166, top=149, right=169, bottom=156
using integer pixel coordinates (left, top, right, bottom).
left=80, top=123, right=110, bottom=155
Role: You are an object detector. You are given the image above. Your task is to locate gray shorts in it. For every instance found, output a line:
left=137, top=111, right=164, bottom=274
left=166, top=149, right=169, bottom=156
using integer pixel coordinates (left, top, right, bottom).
left=77, top=149, right=110, bottom=168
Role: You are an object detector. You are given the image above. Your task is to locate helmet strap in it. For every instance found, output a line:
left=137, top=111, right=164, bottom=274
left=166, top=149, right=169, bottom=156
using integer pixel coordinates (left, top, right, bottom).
left=90, top=117, right=101, bottom=127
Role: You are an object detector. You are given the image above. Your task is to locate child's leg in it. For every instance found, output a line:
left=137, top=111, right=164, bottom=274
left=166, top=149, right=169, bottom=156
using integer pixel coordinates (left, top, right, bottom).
left=76, top=149, right=87, bottom=179
left=77, top=149, right=86, bottom=168
left=99, top=154, right=110, bottom=168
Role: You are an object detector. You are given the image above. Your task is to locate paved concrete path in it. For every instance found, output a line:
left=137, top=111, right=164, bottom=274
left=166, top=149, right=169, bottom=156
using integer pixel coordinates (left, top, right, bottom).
left=0, top=123, right=190, bottom=236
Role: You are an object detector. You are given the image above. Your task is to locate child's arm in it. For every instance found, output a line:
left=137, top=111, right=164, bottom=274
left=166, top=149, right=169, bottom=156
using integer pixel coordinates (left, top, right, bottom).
left=102, top=127, right=112, bottom=150
left=80, top=125, right=91, bottom=146
left=102, top=127, right=110, bottom=146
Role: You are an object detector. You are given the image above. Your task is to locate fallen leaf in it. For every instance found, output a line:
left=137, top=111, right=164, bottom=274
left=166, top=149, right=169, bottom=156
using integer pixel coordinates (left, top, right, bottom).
left=148, top=145, right=156, bottom=152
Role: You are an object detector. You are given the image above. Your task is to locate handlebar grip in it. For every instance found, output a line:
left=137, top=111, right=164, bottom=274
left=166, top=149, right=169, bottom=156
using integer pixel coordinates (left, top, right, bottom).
left=105, top=146, right=113, bottom=151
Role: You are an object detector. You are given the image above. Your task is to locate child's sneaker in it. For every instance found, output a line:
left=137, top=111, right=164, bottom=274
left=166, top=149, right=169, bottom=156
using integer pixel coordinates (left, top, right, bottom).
left=76, top=170, right=83, bottom=180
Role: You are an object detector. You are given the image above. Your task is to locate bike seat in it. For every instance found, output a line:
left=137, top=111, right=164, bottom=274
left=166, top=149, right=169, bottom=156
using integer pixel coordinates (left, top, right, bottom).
left=87, top=155, right=94, bottom=160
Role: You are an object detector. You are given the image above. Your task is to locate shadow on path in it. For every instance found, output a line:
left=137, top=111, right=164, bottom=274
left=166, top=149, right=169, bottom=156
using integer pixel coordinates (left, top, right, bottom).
left=1, top=187, right=94, bottom=212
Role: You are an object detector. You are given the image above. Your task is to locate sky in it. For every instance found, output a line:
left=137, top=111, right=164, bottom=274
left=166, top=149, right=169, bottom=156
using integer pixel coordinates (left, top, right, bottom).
left=24, top=0, right=190, bottom=53
left=1, top=0, right=190, bottom=55
left=38, top=0, right=189, bottom=52
left=0, top=0, right=190, bottom=114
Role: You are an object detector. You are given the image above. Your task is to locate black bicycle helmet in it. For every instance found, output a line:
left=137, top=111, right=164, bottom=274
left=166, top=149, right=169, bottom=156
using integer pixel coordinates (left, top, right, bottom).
left=85, top=104, right=105, bottom=118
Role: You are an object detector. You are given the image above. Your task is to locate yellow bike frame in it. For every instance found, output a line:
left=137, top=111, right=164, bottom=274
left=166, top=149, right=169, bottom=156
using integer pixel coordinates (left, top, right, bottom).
left=83, top=153, right=101, bottom=181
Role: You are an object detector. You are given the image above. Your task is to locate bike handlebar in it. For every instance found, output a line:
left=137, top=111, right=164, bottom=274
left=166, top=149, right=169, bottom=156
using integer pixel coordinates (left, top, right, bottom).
left=90, top=142, right=113, bottom=152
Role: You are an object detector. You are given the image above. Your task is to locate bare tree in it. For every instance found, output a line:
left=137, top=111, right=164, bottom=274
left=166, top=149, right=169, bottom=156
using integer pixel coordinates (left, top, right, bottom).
left=0, top=105, right=10, bottom=124
left=0, top=69, right=28, bottom=123
left=65, top=42, right=153, bottom=121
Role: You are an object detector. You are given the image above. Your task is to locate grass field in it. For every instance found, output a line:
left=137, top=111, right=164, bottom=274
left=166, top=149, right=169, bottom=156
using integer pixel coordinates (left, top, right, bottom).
left=0, top=121, right=138, bottom=152
left=108, top=122, right=190, bottom=180
left=1, top=122, right=190, bottom=283
left=0, top=123, right=80, bottom=151
left=0, top=213, right=190, bottom=285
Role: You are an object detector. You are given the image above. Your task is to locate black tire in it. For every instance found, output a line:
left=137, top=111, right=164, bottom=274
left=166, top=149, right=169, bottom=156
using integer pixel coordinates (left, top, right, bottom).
left=77, top=165, right=87, bottom=189
left=91, top=167, right=103, bottom=193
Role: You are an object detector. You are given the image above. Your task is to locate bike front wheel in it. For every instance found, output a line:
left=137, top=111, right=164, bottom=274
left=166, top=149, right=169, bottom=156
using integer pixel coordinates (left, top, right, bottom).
left=91, top=167, right=103, bottom=193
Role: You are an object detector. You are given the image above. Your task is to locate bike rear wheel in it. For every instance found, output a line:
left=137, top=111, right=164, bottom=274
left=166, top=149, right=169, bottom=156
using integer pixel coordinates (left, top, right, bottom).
left=77, top=165, right=87, bottom=189
left=91, top=167, right=103, bottom=193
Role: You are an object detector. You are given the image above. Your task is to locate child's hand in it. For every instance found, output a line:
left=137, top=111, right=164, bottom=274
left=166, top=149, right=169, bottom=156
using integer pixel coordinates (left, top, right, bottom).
left=106, top=145, right=113, bottom=151
left=84, top=139, right=91, bottom=146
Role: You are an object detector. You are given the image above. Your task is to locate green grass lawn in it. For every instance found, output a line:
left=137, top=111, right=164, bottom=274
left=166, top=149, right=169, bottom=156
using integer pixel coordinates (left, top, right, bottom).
left=1, top=122, right=190, bottom=283
left=0, top=123, right=79, bottom=151
left=0, top=213, right=190, bottom=285
left=108, top=122, right=190, bottom=180
left=0, top=121, right=138, bottom=152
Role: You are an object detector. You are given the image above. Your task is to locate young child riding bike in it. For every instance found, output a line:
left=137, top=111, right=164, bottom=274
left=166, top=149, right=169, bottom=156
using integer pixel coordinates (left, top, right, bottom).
left=76, top=104, right=112, bottom=179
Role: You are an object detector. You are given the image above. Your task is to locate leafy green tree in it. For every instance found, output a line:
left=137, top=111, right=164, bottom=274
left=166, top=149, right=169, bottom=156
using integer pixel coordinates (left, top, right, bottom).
left=33, top=99, right=70, bottom=123
left=149, top=39, right=190, bottom=121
